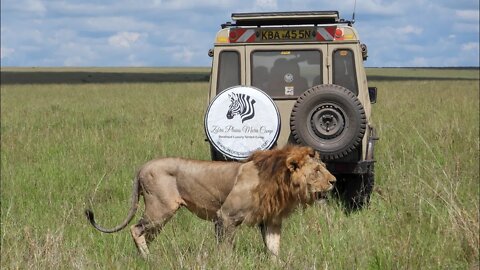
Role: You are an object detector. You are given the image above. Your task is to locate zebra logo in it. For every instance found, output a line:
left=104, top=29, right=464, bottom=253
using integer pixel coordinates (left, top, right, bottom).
left=226, top=92, right=256, bottom=123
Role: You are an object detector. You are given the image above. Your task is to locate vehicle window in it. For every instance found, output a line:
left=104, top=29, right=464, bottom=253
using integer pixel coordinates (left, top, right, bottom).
left=333, top=49, right=358, bottom=95
left=251, top=50, right=322, bottom=98
left=217, top=51, right=240, bottom=93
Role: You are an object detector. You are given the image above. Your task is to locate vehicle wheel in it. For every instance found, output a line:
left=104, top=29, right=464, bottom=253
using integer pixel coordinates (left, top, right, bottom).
left=290, top=84, right=366, bottom=160
left=335, top=163, right=375, bottom=211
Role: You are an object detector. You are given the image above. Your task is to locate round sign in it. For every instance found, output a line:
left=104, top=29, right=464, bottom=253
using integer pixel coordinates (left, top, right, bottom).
left=284, top=73, right=294, bottom=83
left=205, top=86, right=281, bottom=160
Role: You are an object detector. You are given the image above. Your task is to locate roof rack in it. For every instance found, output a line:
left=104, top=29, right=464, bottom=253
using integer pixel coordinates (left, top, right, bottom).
left=230, top=11, right=340, bottom=27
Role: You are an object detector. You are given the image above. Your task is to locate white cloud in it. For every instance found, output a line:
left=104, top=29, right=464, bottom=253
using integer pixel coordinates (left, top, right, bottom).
left=404, top=44, right=424, bottom=53
left=173, top=47, right=194, bottom=64
left=63, top=56, right=86, bottom=67
left=1, top=0, right=479, bottom=67
left=409, top=57, right=428, bottom=67
left=1, top=47, right=15, bottom=59
left=453, top=22, right=480, bottom=33
left=57, top=42, right=97, bottom=66
left=26, top=0, right=46, bottom=14
left=357, top=0, right=407, bottom=16
left=254, top=0, right=277, bottom=10
left=456, top=10, right=480, bottom=21
left=108, top=32, right=141, bottom=48
left=85, top=17, right=156, bottom=32
left=398, top=25, right=423, bottom=35
left=5, top=0, right=47, bottom=15
left=462, top=42, right=479, bottom=51
left=3, top=0, right=46, bottom=15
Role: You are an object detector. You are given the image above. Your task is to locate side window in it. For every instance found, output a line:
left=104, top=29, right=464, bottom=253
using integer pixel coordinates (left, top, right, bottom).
left=217, top=51, right=240, bottom=93
left=251, top=50, right=322, bottom=98
left=333, top=49, right=358, bottom=95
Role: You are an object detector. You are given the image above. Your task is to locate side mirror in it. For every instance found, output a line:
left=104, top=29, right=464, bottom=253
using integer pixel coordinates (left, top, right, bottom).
left=368, top=87, right=377, bottom=104
left=361, top=44, right=368, bottom=60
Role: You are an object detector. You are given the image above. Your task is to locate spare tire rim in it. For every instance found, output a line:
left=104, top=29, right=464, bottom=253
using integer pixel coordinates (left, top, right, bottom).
left=309, top=103, right=346, bottom=139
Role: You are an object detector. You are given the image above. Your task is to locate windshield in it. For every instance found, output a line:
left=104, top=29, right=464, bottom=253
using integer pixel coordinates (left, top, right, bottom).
left=251, top=50, right=322, bottom=98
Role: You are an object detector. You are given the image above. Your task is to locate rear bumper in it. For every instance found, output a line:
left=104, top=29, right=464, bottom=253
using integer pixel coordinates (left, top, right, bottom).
left=326, top=129, right=379, bottom=175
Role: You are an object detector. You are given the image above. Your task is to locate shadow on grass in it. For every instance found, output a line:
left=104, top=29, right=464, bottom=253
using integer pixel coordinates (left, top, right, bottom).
left=1, top=71, right=210, bottom=84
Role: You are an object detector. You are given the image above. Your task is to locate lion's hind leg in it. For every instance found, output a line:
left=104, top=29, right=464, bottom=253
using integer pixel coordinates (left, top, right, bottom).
left=130, top=192, right=184, bottom=259
left=130, top=222, right=151, bottom=259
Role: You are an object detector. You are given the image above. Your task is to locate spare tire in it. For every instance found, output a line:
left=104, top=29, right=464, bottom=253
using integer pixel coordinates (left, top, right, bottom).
left=290, top=84, right=366, bottom=160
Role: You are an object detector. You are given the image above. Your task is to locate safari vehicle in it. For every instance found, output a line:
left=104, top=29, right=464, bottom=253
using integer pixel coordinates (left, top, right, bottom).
left=204, top=11, right=378, bottom=210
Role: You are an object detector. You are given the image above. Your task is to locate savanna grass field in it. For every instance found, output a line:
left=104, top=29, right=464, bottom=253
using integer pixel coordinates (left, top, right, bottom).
left=1, top=67, right=479, bottom=269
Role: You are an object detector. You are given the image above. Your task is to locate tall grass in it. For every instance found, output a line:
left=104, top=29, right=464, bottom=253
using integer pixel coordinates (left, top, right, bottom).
left=1, top=71, right=478, bottom=269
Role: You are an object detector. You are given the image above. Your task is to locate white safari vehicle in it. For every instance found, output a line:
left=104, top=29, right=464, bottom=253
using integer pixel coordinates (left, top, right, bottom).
left=204, top=11, right=378, bottom=210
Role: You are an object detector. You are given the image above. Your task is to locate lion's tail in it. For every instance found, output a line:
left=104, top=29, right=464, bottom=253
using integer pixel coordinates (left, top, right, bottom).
left=85, top=175, right=140, bottom=233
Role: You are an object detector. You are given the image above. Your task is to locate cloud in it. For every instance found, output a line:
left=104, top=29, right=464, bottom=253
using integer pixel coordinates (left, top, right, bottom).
left=409, top=57, right=428, bottom=67
left=1, top=47, right=15, bottom=59
left=398, top=25, right=423, bottom=35
left=358, top=0, right=407, bottom=16
left=5, top=0, right=47, bottom=15
left=56, top=42, right=97, bottom=66
left=83, top=16, right=157, bottom=32
left=173, top=47, right=194, bottom=64
left=108, top=32, right=142, bottom=48
left=456, top=9, right=480, bottom=21
left=462, top=42, right=479, bottom=51
left=1, top=0, right=478, bottom=67
left=254, top=0, right=278, bottom=10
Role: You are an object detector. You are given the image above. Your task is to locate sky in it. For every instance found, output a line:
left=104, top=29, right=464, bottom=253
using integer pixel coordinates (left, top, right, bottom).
left=1, top=0, right=479, bottom=67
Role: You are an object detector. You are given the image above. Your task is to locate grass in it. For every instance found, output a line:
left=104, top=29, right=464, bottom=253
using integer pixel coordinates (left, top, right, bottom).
left=366, top=67, right=480, bottom=80
left=1, top=68, right=479, bottom=269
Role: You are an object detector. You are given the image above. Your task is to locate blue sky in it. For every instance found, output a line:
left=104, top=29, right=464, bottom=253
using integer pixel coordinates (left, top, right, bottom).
left=1, top=0, right=479, bottom=67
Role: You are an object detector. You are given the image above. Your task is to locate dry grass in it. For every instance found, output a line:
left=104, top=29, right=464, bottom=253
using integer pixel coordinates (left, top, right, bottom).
left=1, top=68, right=478, bottom=269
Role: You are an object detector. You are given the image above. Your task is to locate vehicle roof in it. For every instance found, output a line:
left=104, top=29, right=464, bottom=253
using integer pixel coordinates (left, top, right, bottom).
left=230, top=11, right=341, bottom=26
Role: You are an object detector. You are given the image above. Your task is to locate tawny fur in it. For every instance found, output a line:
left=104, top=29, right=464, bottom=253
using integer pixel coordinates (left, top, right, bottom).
left=246, top=146, right=316, bottom=225
left=85, top=145, right=336, bottom=259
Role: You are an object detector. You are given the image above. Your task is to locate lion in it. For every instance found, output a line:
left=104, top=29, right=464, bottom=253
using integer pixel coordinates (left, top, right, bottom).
left=85, top=145, right=336, bottom=258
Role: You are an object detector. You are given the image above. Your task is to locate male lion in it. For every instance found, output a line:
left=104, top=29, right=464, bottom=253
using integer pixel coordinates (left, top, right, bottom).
left=85, top=145, right=336, bottom=258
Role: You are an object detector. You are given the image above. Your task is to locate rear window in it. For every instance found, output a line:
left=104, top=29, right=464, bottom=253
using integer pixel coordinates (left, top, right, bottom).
left=251, top=50, right=322, bottom=98
left=333, top=49, right=358, bottom=95
left=217, top=51, right=240, bottom=93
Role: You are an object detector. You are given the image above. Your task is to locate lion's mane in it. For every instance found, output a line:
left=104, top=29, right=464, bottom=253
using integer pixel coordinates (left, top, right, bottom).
left=247, top=145, right=313, bottom=224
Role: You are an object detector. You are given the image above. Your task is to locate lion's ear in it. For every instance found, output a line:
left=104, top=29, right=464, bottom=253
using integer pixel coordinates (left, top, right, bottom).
left=287, top=157, right=299, bottom=172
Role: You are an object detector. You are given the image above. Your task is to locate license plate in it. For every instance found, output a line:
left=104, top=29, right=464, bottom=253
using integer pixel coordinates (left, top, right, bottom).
left=261, top=28, right=316, bottom=41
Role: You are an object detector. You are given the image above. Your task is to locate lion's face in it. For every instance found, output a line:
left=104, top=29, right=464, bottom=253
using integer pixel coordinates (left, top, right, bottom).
left=287, top=147, right=336, bottom=194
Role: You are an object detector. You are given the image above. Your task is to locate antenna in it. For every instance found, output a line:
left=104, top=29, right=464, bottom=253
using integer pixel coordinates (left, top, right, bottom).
left=351, top=0, right=357, bottom=24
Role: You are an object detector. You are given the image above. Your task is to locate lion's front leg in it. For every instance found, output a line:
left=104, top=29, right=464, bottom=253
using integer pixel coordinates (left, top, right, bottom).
left=262, top=223, right=282, bottom=257
left=216, top=210, right=238, bottom=246
left=214, top=217, right=224, bottom=244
